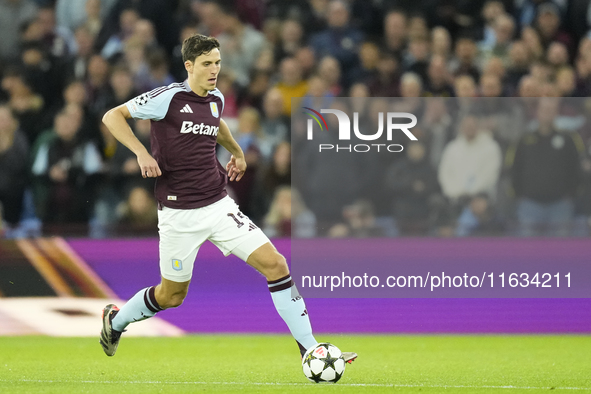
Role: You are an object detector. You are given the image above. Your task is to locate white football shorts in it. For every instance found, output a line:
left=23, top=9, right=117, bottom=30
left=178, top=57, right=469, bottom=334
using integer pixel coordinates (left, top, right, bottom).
left=158, top=195, right=270, bottom=282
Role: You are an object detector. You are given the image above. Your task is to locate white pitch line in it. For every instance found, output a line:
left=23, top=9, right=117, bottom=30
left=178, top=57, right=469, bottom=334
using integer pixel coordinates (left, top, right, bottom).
left=0, top=379, right=590, bottom=390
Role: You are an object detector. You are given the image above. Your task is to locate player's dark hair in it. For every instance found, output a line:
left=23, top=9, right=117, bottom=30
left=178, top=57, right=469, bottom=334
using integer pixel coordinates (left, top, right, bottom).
left=181, top=34, right=220, bottom=63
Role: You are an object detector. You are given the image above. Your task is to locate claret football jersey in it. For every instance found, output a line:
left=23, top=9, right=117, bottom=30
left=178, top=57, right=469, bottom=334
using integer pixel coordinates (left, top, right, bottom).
left=125, top=80, right=228, bottom=209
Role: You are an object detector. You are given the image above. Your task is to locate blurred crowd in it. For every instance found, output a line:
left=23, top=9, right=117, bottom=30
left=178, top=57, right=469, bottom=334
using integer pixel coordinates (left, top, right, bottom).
left=1, top=0, right=591, bottom=238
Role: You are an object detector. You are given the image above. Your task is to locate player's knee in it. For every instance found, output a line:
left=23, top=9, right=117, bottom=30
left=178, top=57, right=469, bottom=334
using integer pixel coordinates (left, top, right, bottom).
left=264, top=252, right=289, bottom=280
left=160, top=290, right=187, bottom=309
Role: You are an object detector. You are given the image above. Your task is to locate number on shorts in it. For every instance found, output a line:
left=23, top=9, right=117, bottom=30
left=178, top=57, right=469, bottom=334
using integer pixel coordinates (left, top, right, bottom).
left=227, top=213, right=245, bottom=228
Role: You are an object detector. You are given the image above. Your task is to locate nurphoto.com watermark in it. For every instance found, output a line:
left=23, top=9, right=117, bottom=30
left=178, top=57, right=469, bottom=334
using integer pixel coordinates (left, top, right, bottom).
left=302, top=107, right=418, bottom=153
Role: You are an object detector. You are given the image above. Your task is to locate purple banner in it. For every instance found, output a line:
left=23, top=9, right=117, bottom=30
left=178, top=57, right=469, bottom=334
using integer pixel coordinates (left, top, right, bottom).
left=68, top=238, right=591, bottom=333
left=292, top=238, right=591, bottom=298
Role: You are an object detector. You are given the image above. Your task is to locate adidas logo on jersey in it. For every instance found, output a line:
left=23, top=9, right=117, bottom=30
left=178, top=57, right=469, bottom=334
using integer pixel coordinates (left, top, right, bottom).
left=180, top=121, right=219, bottom=136
left=180, top=104, right=193, bottom=113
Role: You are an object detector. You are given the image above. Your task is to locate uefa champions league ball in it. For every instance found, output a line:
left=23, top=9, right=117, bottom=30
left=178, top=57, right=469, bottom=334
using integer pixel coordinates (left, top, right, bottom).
left=302, top=343, right=346, bottom=383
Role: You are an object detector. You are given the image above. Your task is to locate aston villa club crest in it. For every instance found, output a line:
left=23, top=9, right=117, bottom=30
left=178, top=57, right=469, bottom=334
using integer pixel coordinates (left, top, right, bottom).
left=210, top=102, right=219, bottom=118
left=172, top=259, right=183, bottom=271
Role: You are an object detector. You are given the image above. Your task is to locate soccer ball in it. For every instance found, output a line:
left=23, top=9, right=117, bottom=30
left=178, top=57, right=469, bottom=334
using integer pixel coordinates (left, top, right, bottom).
left=302, top=342, right=346, bottom=383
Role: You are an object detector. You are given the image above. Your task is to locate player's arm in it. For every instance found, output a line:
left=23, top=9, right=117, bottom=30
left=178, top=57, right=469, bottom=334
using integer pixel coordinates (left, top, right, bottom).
left=217, top=118, right=246, bottom=181
left=102, top=104, right=161, bottom=178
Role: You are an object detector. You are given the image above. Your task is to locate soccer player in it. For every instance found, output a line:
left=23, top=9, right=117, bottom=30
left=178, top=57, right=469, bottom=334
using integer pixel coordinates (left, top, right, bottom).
left=99, top=34, right=357, bottom=364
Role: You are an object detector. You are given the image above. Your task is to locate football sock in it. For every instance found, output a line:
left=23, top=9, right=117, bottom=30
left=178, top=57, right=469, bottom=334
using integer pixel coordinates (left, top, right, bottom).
left=268, top=274, right=317, bottom=355
left=111, top=286, right=163, bottom=332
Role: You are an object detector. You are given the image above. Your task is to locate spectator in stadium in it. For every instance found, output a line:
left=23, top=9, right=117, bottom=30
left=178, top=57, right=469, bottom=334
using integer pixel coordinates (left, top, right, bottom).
left=224, top=107, right=263, bottom=218
left=274, top=57, right=308, bottom=116
left=479, top=1, right=506, bottom=49
left=94, top=0, right=177, bottom=56
left=237, top=69, right=271, bottom=113
left=55, top=0, right=115, bottom=35
left=263, top=186, right=316, bottom=238
left=93, top=117, right=151, bottom=235
left=535, top=2, right=572, bottom=52
left=454, top=74, right=478, bottom=98
left=265, top=0, right=325, bottom=34
left=95, top=65, right=137, bottom=118
left=402, top=38, right=430, bottom=82
left=252, top=141, right=291, bottom=221
left=521, top=26, right=545, bottom=61
left=383, top=9, right=407, bottom=57
left=116, top=185, right=157, bottom=236
left=384, top=142, right=438, bottom=235
left=136, top=48, right=174, bottom=93
left=301, top=75, right=333, bottom=117
left=64, top=26, right=96, bottom=82
left=59, top=79, right=101, bottom=149
left=31, top=104, right=102, bottom=225
left=547, top=41, right=570, bottom=71
left=455, top=193, right=503, bottom=236
left=85, top=54, right=111, bottom=115
left=18, top=40, right=63, bottom=109
left=297, top=101, right=363, bottom=228
left=328, top=199, right=393, bottom=238
left=509, top=98, right=584, bottom=236
left=479, top=13, right=516, bottom=66
left=260, top=88, right=289, bottom=157
left=424, top=55, right=454, bottom=97
left=514, top=0, right=566, bottom=27
left=0, top=0, right=38, bottom=61
left=0, top=105, right=29, bottom=228
left=36, top=5, right=77, bottom=58
left=450, top=36, right=480, bottom=81
left=479, top=73, right=526, bottom=149
left=421, top=97, right=453, bottom=169
left=100, top=8, right=140, bottom=60
left=407, top=14, right=429, bottom=42
left=399, top=72, right=423, bottom=98
left=482, top=56, right=507, bottom=82
left=366, top=53, right=400, bottom=97
left=274, top=19, right=304, bottom=64
left=317, top=56, right=343, bottom=96
left=348, top=41, right=381, bottom=86
left=396, top=72, right=426, bottom=119
left=556, top=66, right=578, bottom=97
left=216, top=6, right=268, bottom=88
left=309, top=0, right=363, bottom=86
left=505, top=40, right=531, bottom=93
left=1, top=68, right=48, bottom=145
left=349, top=82, right=370, bottom=97
left=2, top=0, right=591, bottom=238
left=132, top=18, right=158, bottom=51
left=431, top=26, right=452, bottom=60
left=438, top=114, right=502, bottom=202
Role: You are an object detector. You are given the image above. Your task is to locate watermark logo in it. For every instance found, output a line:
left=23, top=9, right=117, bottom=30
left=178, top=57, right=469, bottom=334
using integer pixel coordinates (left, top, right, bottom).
left=302, top=107, right=329, bottom=133
left=303, top=108, right=418, bottom=153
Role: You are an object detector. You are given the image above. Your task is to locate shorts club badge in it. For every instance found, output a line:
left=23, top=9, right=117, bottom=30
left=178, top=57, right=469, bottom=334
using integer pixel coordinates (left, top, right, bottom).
left=172, top=259, right=183, bottom=271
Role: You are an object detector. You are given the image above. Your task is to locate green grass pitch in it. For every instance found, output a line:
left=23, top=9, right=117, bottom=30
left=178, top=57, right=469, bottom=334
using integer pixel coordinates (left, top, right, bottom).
left=0, top=335, right=590, bottom=393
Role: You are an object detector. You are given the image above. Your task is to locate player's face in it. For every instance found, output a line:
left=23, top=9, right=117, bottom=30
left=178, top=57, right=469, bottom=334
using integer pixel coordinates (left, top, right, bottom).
left=185, top=48, right=221, bottom=95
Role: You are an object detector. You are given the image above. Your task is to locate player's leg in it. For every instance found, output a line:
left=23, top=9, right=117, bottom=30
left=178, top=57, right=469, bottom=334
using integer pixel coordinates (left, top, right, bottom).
left=100, top=277, right=190, bottom=357
left=101, top=207, right=202, bottom=356
left=208, top=196, right=318, bottom=355
left=210, top=196, right=356, bottom=362
left=110, top=277, right=190, bottom=331
left=154, top=277, right=191, bottom=308
left=245, top=242, right=318, bottom=356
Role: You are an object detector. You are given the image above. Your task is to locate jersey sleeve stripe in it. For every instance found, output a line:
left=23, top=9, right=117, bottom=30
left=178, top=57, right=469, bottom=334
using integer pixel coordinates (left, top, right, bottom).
left=149, top=82, right=186, bottom=98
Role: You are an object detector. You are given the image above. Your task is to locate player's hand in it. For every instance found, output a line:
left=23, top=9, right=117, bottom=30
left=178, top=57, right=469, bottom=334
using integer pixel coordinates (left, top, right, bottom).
left=226, top=155, right=246, bottom=181
left=137, top=151, right=162, bottom=178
